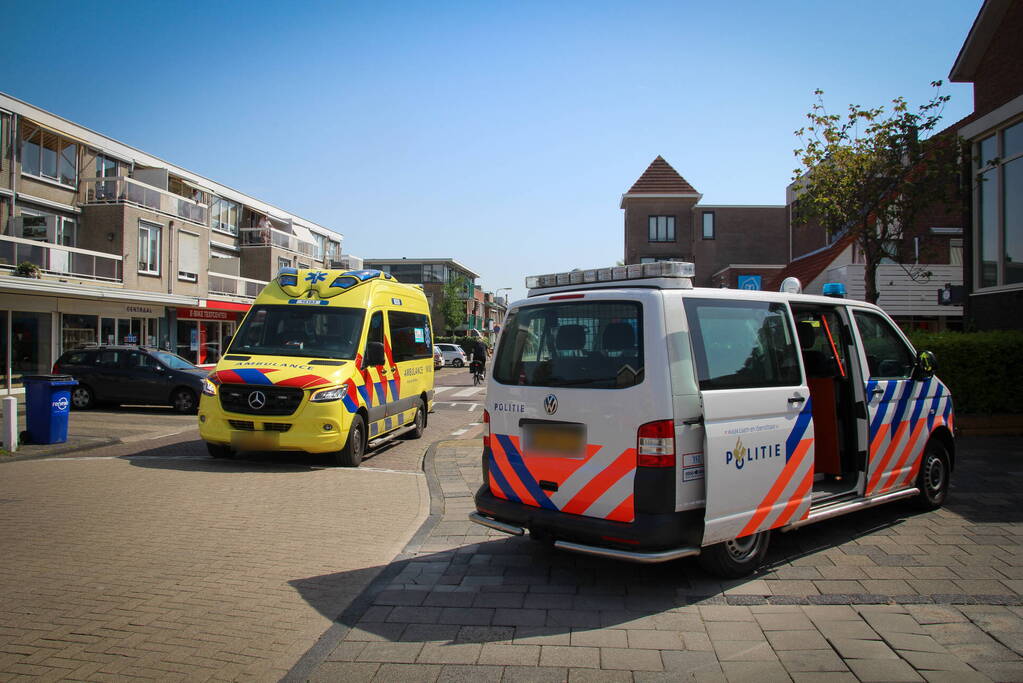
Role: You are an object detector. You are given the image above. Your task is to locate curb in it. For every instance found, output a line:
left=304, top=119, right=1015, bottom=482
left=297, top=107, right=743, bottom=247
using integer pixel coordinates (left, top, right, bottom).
left=1, top=436, right=122, bottom=463
left=281, top=438, right=448, bottom=683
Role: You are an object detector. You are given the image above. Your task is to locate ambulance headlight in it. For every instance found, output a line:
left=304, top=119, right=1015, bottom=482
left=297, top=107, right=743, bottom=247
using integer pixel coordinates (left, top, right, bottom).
left=311, top=386, right=344, bottom=403
left=201, top=377, right=218, bottom=397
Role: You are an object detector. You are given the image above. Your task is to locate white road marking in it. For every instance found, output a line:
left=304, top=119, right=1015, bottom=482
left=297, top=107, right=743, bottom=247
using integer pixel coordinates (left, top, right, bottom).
left=451, top=429, right=468, bottom=436
left=451, top=387, right=483, bottom=398
left=466, top=403, right=478, bottom=411
left=433, top=386, right=455, bottom=394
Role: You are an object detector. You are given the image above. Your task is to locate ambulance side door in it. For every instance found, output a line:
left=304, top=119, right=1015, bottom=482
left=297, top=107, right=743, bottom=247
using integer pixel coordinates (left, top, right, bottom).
left=361, top=309, right=388, bottom=425
left=384, top=308, right=431, bottom=417
left=684, top=298, right=815, bottom=546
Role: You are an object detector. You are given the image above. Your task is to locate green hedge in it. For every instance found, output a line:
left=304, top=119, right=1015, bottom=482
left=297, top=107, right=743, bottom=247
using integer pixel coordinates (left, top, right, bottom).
left=907, top=330, right=1023, bottom=415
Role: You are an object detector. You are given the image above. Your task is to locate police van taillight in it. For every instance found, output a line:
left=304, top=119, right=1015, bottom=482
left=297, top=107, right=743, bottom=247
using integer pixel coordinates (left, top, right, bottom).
left=637, top=420, right=675, bottom=467
left=483, top=409, right=491, bottom=449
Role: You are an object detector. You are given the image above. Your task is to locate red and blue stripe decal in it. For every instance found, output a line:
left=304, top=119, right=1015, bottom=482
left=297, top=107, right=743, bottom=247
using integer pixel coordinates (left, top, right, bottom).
left=212, top=368, right=275, bottom=385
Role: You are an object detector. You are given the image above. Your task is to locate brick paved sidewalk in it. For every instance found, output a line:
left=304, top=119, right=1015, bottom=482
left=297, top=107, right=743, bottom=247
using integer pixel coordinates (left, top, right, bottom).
left=296, top=436, right=1023, bottom=682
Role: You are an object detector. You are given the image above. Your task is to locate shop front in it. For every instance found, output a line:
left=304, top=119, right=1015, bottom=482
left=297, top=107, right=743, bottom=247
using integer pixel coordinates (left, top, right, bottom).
left=175, top=302, right=247, bottom=366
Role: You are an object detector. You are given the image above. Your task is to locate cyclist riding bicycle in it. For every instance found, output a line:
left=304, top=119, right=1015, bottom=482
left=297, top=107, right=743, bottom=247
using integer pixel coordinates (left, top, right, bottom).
left=470, top=338, right=488, bottom=380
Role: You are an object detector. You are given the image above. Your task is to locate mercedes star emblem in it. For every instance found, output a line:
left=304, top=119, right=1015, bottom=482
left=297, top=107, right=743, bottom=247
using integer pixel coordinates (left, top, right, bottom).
left=248, top=390, right=267, bottom=410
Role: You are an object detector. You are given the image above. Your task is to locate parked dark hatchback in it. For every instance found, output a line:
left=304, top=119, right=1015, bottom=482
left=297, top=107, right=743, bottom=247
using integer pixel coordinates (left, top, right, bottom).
left=53, top=346, right=208, bottom=413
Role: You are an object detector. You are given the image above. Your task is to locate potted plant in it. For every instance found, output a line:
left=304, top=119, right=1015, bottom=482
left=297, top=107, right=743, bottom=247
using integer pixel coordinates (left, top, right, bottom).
left=15, top=261, right=41, bottom=278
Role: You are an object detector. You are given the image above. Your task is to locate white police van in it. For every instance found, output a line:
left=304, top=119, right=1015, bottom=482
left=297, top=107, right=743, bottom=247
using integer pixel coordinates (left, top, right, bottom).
left=471, top=262, right=953, bottom=577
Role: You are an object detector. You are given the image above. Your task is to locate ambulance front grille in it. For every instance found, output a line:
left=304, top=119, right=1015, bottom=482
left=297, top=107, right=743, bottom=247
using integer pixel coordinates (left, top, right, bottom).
left=228, top=420, right=254, bottom=431
left=219, top=384, right=304, bottom=416
left=263, top=422, right=292, bottom=432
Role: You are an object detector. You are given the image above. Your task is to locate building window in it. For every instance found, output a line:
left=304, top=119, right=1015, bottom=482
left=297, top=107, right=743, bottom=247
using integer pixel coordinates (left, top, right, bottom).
left=177, top=230, right=199, bottom=282
left=648, top=216, right=675, bottom=242
left=702, top=212, right=715, bottom=239
left=975, top=118, right=1023, bottom=289
left=96, top=153, right=118, bottom=178
left=210, top=197, right=240, bottom=235
left=21, top=123, right=77, bottom=186
left=138, top=220, right=161, bottom=274
left=277, top=256, right=292, bottom=272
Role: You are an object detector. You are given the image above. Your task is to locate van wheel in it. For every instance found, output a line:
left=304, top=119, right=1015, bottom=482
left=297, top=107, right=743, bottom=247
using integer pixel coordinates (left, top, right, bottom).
left=916, top=440, right=950, bottom=510
left=698, top=531, right=770, bottom=578
left=333, top=414, right=366, bottom=467
left=206, top=442, right=234, bottom=459
left=71, top=385, right=95, bottom=410
left=405, top=401, right=425, bottom=439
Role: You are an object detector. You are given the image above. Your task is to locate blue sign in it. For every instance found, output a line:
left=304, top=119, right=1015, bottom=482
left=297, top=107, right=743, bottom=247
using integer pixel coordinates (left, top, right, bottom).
left=738, top=275, right=762, bottom=291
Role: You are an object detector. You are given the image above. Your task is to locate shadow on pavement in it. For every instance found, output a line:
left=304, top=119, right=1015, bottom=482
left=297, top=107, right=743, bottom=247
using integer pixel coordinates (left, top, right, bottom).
left=288, top=500, right=939, bottom=645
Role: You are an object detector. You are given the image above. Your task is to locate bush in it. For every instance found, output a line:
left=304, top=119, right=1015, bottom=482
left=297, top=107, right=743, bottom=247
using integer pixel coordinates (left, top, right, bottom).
left=907, top=330, right=1023, bottom=415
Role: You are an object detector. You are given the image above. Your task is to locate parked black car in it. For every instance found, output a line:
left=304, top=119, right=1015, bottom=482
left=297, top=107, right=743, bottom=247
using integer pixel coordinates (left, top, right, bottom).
left=53, top=346, right=207, bottom=413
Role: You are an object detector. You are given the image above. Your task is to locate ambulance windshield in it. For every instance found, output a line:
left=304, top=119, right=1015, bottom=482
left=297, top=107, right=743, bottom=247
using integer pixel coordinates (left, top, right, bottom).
left=493, top=301, right=643, bottom=389
left=228, top=305, right=366, bottom=360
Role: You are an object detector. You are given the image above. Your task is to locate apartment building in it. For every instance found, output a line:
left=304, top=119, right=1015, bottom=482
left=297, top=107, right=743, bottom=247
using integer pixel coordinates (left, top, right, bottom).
left=0, top=93, right=343, bottom=390
left=621, top=156, right=790, bottom=287
left=360, top=257, right=506, bottom=336
left=950, top=0, right=1023, bottom=330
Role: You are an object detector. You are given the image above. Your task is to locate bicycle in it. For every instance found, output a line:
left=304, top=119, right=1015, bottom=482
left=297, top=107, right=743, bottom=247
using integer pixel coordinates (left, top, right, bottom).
left=471, top=360, right=485, bottom=386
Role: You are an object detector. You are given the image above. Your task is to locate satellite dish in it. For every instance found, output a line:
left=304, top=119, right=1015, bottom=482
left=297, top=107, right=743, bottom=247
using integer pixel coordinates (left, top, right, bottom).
left=780, top=277, right=802, bottom=294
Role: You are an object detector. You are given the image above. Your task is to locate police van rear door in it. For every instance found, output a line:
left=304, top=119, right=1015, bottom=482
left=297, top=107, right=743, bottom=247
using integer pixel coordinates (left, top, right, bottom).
left=488, top=290, right=667, bottom=523
left=682, top=296, right=815, bottom=545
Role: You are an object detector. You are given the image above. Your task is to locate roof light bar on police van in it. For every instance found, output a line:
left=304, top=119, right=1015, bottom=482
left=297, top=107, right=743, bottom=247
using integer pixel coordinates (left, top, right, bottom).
left=525, top=261, right=695, bottom=290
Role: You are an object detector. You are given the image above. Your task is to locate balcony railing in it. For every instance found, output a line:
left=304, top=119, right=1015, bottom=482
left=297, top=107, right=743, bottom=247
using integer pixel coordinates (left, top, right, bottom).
left=239, top=227, right=316, bottom=258
left=0, top=235, right=122, bottom=282
left=208, top=272, right=267, bottom=298
left=81, top=177, right=208, bottom=225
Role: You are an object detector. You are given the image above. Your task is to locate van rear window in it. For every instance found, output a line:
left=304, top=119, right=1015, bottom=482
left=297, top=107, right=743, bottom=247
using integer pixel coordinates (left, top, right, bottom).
left=684, top=299, right=801, bottom=390
left=493, top=301, right=643, bottom=389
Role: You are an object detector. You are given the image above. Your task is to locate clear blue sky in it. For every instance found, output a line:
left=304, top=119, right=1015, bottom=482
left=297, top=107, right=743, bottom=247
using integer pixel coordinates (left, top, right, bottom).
left=1, top=0, right=981, bottom=303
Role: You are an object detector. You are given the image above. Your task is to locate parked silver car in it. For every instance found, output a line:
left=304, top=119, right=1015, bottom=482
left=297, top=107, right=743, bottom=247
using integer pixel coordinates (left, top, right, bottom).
left=435, top=343, right=467, bottom=367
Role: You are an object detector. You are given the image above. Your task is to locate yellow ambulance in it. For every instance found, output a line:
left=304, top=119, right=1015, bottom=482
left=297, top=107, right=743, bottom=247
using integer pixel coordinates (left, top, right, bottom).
left=198, top=268, right=435, bottom=466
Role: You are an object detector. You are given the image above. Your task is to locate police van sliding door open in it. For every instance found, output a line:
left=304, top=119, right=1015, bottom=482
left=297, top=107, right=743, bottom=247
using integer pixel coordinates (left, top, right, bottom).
left=682, top=299, right=815, bottom=545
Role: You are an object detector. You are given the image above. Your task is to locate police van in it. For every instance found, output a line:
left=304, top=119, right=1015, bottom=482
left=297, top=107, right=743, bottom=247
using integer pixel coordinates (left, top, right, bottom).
left=471, top=261, right=953, bottom=577
left=199, top=268, right=434, bottom=466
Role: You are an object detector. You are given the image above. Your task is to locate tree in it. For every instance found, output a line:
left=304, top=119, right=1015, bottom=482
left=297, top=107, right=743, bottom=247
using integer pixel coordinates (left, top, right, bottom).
left=791, top=82, right=961, bottom=304
left=439, top=276, right=467, bottom=333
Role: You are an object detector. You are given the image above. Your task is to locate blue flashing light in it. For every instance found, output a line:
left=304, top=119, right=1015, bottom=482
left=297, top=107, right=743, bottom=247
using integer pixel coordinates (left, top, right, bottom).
left=279, top=274, right=298, bottom=287
left=822, top=282, right=846, bottom=298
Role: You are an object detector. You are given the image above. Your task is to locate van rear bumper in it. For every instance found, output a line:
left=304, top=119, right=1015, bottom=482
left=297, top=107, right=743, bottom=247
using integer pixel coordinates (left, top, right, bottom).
left=474, top=486, right=702, bottom=553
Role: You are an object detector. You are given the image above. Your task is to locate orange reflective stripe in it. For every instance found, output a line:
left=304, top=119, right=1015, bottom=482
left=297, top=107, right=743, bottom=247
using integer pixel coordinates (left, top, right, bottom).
left=879, top=417, right=927, bottom=493
left=867, top=419, right=910, bottom=495
left=772, top=465, right=814, bottom=528
left=560, top=448, right=635, bottom=516
left=606, top=494, right=635, bottom=523
left=739, top=438, right=812, bottom=537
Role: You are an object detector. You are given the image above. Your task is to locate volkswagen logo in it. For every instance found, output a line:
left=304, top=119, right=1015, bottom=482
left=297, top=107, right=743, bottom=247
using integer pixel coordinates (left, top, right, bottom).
left=543, top=394, right=558, bottom=415
left=248, top=390, right=267, bottom=410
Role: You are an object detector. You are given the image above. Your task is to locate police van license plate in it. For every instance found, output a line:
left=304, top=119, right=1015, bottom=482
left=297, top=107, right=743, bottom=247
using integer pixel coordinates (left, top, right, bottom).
left=523, top=422, right=585, bottom=457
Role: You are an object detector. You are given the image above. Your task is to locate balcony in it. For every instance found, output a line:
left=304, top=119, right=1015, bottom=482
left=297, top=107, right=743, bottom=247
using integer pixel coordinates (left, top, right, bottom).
left=208, top=272, right=267, bottom=298
left=239, top=227, right=316, bottom=258
left=0, top=235, right=122, bottom=282
left=81, top=177, right=208, bottom=225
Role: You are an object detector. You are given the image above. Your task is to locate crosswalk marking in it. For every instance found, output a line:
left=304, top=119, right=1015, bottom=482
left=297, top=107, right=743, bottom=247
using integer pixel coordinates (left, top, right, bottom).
left=451, top=387, right=483, bottom=398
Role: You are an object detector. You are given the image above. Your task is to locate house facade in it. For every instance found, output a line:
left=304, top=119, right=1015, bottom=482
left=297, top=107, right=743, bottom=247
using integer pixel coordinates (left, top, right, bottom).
left=0, top=92, right=343, bottom=390
left=950, top=0, right=1023, bottom=330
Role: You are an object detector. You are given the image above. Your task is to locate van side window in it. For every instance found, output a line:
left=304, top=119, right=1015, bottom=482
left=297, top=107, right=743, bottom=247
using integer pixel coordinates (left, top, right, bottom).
left=852, top=311, right=914, bottom=379
left=367, top=311, right=384, bottom=347
left=684, top=299, right=801, bottom=390
left=388, top=311, right=431, bottom=361
left=493, top=301, right=643, bottom=389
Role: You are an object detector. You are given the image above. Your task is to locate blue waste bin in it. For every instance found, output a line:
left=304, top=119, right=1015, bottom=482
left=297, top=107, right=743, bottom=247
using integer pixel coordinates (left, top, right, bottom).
left=23, top=374, right=78, bottom=445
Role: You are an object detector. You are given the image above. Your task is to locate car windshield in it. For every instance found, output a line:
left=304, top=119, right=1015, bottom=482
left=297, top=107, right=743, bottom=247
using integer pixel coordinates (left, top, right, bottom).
left=228, top=305, right=366, bottom=360
left=152, top=351, right=197, bottom=370
left=493, top=300, right=644, bottom=389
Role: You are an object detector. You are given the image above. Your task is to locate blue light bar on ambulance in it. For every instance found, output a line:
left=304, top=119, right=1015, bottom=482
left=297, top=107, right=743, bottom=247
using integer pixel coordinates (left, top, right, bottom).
left=277, top=267, right=299, bottom=287
left=822, top=282, right=846, bottom=298
left=525, top=261, right=695, bottom=289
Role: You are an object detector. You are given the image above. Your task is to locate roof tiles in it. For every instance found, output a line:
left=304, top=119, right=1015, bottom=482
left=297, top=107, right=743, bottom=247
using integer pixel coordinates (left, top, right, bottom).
left=626, top=156, right=699, bottom=195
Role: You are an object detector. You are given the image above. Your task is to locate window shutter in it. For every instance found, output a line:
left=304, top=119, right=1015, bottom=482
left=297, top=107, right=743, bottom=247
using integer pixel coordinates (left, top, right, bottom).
left=178, top=231, right=200, bottom=279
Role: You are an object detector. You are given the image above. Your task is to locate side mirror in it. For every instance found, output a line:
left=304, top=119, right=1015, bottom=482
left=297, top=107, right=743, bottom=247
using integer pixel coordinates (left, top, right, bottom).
left=154, top=364, right=166, bottom=373
left=365, top=341, right=386, bottom=367
left=914, top=350, right=937, bottom=380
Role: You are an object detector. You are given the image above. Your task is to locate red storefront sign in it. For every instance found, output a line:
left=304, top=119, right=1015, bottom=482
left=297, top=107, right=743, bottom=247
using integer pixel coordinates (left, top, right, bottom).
left=176, top=307, right=239, bottom=321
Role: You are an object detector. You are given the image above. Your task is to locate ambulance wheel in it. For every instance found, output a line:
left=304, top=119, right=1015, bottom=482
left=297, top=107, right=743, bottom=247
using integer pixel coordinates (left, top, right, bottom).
left=698, top=531, right=770, bottom=578
left=406, top=401, right=425, bottom=439
left=333, top=414, right=366, bottom=467
left=206, top=443, right=234, bottom=459
left=916, top=440, right=950, bottom=510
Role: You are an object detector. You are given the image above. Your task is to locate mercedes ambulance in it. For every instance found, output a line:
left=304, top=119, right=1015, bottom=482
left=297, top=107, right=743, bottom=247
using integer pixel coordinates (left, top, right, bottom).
left=198, top=268, right=435, bottom=466
left=471, top=261, right=953, bottom=577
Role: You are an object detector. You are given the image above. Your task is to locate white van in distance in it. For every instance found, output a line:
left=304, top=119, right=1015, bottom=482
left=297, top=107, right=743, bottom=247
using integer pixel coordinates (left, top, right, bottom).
left=471, top=262, right=953, bottom=577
